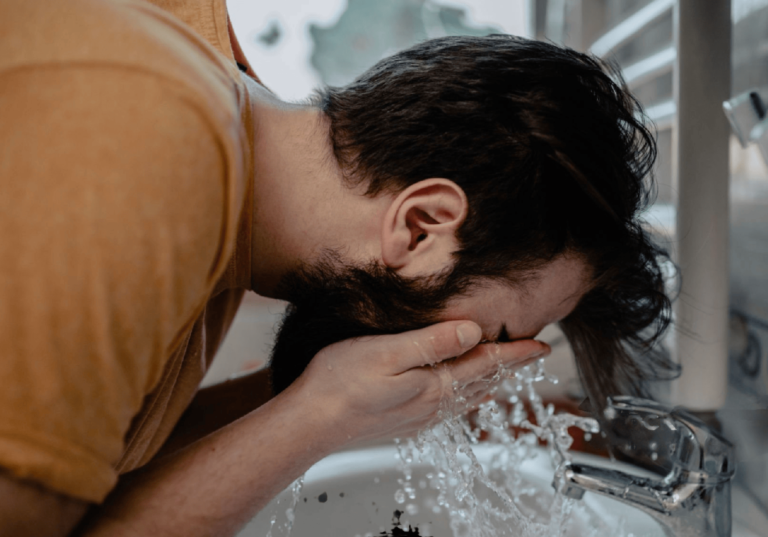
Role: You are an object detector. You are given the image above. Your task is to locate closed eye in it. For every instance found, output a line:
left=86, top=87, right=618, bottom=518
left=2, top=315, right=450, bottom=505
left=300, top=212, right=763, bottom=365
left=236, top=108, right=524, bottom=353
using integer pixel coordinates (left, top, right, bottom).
left=497, top=324, right=510, bottom=343
left=480, top=324, right=511, bottom=345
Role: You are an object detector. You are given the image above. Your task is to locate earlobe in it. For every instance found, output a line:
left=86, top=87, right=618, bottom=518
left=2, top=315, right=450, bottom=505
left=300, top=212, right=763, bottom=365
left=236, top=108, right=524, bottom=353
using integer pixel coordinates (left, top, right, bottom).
left=381, top=178, right=468, bottom=276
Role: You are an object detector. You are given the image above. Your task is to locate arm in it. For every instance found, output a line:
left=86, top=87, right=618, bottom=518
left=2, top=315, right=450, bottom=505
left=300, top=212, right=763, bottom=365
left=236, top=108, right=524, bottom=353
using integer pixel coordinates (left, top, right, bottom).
left=0, top=321, right=547, bottom=536
left=0, top=65, right=238, bottom=535
left=156, top=368, right=274, bottom=458
left=72, top=321, right=548, bottom=537
left=0, top=365, right=272, bottom=537
left=0, top=472, right=87, bottom=537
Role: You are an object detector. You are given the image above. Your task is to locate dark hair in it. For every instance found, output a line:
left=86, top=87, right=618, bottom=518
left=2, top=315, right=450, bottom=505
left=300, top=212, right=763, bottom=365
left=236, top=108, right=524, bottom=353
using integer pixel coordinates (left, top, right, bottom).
left=314, top=35, right=678, bottom=411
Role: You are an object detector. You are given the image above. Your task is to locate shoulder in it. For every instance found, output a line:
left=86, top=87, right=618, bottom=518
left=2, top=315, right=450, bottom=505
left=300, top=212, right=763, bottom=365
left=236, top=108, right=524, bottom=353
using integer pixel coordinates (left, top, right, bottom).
left=0, top=0, right=241, bottom=124
left=0, top=63, right=232, bottom=320
left=0, top=0, right=250, bottom=284
left=0, top=64, right=231, bottom=503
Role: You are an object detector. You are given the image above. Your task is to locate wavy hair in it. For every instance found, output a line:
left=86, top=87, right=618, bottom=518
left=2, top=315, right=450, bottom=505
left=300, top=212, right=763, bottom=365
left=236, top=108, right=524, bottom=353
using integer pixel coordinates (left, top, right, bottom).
left=314, top=35, right=679, bottom=411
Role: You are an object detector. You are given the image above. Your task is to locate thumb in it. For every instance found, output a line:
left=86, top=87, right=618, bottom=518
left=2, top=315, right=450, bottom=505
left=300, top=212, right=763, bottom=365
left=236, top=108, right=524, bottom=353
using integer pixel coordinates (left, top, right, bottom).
left=384, top=320, right=483, bottom=374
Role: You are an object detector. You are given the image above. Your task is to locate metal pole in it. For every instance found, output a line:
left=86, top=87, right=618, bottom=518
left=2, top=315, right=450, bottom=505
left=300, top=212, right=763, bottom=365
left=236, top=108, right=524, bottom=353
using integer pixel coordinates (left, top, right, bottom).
left=525, top=0, right=537, bottom=39
left=671, top=0, right=732, bottom=410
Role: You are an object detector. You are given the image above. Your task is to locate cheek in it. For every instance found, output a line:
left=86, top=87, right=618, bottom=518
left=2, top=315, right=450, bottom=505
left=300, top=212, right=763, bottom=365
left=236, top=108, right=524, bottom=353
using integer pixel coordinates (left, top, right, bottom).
left=442, top=294, right=520, bottom=339
left=439, top=302, right=487, bottom=333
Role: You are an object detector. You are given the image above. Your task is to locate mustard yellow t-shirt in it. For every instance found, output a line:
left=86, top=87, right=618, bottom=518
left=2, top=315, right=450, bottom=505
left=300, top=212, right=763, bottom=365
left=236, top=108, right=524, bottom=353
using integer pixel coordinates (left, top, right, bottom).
left=0, top=0, right=256, bottom=503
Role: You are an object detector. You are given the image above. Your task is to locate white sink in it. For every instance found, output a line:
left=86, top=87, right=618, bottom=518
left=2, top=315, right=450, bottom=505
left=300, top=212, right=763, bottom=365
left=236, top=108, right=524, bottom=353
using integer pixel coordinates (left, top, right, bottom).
left=238, top=444, right=764, bottom=537
left=238, top=444, right=676, bottom=537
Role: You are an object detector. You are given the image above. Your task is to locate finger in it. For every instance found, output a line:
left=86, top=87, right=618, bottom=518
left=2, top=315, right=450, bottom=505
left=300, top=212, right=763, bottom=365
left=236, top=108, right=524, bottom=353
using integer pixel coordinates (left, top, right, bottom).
left=448, top=339, right=550, bottom=386
left=386, top=320, right=483, bottom=374
left=460, top=391, right=495, bottom=413
left=457, top=377, right=506, bottom=406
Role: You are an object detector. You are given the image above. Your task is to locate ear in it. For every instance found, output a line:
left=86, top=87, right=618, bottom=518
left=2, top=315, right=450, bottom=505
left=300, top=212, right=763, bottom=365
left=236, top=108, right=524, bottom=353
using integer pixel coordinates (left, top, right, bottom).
left=381, top=178, right=468, bottom=277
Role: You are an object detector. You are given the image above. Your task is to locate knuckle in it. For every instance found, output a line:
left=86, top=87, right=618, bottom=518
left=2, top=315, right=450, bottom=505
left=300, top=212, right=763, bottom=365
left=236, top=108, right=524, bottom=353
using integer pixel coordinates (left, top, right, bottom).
left=417, top=336, right=440, bottom=363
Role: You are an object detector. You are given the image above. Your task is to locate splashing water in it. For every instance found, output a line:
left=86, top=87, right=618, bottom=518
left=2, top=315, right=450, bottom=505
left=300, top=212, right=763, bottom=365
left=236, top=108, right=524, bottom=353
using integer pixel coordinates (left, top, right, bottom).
left=261, top=359, right=628, bottom=537
left=266, top=474, right=305, bottom=537
left=392, top=358, right=618, bottom=537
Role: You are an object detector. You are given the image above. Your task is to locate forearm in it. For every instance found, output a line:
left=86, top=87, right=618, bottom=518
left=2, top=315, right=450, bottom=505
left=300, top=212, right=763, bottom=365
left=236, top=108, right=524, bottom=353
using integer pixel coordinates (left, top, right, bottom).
left=69, top=321, right=543, bottom=537
left=76, top=385, right=337, bottom=537
left=157, top=368, right=275, bottom=457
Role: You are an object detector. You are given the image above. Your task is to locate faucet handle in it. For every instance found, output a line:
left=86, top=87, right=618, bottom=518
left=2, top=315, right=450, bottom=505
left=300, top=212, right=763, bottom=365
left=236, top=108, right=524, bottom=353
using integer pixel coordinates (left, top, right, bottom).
left=602, top=396, right=735, bottom=483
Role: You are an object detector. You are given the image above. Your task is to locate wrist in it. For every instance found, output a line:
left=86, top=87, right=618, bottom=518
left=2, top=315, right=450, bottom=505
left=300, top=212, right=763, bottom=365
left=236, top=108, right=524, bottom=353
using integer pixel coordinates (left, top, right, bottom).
left=264, top=379, right=349, bottom=458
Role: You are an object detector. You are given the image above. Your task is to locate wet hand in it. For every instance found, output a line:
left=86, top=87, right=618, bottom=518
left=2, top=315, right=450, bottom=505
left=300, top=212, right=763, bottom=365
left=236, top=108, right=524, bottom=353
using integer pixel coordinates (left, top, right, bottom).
left=283, top=321, right=550, bottom=447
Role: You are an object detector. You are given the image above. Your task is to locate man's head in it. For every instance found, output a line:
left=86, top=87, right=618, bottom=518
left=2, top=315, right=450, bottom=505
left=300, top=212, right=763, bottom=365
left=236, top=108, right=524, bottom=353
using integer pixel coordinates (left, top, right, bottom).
left=268, top=35, right=676, bottom=412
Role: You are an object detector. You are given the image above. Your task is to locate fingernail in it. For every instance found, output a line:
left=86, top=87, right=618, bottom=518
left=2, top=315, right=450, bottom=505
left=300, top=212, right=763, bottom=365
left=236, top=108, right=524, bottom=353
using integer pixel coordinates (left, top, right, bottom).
left=525, top=348, right=550, bottom=361
left=512, top=353, right=544, bottom=369
left=456, top=323, right=482, bottom=348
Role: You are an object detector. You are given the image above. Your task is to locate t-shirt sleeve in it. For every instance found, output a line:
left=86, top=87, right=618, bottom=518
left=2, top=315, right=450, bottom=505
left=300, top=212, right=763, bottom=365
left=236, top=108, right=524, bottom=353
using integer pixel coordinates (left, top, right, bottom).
left=0, top=66, right=227, bottom=503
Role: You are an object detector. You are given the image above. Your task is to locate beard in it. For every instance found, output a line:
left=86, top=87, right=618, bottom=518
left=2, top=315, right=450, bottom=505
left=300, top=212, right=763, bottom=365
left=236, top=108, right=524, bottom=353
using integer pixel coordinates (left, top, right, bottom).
left=268, top=250, right=470, bottom=394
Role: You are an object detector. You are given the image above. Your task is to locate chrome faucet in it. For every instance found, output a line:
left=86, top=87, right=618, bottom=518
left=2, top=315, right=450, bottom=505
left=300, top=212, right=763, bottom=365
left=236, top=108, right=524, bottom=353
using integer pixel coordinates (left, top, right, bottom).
left=555, top=396, right=735, bottom=537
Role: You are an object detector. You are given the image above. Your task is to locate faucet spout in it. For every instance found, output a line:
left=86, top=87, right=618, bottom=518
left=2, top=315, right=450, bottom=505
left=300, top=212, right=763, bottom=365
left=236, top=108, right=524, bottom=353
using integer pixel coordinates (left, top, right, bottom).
left=559, top=463, right=669, bottom=511
left=558, top=461, right=731, bottom=537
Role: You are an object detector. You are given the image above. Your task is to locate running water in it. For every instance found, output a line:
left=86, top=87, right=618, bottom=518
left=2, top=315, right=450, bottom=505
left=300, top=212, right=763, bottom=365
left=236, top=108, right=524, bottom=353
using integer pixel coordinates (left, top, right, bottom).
left=261, top=358, right=627, bottom=537
left=391, top=358, right=620, bottom=537
left=266, top=475, right=305, bottom=537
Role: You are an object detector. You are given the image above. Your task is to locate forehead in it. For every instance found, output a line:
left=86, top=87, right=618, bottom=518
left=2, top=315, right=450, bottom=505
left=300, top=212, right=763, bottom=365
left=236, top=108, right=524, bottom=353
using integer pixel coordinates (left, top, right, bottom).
left=441, top=255, right=592, bottom=340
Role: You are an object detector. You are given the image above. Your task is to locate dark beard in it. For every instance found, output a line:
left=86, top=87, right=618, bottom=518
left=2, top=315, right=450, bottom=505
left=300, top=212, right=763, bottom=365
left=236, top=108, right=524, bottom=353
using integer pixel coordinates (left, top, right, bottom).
left=268, top=251, right=469, bottom=394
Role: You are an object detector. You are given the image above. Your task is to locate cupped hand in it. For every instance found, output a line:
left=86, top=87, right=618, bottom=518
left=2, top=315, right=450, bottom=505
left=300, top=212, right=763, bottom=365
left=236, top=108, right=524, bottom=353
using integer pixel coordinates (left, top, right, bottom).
left=282, top=321, right=550, bottom=448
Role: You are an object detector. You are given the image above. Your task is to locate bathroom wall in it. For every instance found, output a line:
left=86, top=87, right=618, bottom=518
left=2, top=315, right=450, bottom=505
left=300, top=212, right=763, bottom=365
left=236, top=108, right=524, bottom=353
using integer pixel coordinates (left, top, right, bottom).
left=725, top=2, right=768, bottom=510
left=728, top=2, right=768, bottom=407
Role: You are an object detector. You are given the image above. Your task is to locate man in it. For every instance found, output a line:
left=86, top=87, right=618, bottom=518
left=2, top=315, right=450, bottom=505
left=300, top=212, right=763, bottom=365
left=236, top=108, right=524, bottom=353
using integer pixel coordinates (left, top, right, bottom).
left=0, top=0, right=674, bottom=535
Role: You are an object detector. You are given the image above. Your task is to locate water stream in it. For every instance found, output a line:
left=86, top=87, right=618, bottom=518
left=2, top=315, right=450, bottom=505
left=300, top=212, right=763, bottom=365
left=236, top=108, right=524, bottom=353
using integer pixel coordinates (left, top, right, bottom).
left=264, top=358, right=627, bottom=537
left=390, top=359, right=621, bottom=537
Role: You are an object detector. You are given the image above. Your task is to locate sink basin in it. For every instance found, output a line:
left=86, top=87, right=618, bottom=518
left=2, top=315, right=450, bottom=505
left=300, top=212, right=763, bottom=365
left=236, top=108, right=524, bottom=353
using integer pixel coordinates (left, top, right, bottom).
left=238, top=444, right=677, bottom=537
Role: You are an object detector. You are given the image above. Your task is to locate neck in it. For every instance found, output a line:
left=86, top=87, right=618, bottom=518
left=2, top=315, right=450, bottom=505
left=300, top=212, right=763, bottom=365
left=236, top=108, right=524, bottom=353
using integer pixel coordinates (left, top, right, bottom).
left=243, top=78, right=388, bottom=298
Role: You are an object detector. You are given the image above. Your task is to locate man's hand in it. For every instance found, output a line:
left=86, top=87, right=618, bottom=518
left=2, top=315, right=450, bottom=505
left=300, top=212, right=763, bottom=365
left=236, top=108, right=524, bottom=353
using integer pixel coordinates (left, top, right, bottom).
left=287, top=320, right=550, bottom=446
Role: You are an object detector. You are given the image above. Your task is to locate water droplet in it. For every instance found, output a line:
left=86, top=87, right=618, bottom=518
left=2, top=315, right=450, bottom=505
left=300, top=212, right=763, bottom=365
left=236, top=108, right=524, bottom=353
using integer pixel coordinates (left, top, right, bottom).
left=651, top=452, right=658, bottom=461
left=326, top=364, right=333, bottom=371
left=266, top=514, right=277, bottom=537
left=394, top=489, right=406, bottom=504
left=406, top=503, right=419, bottom=515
